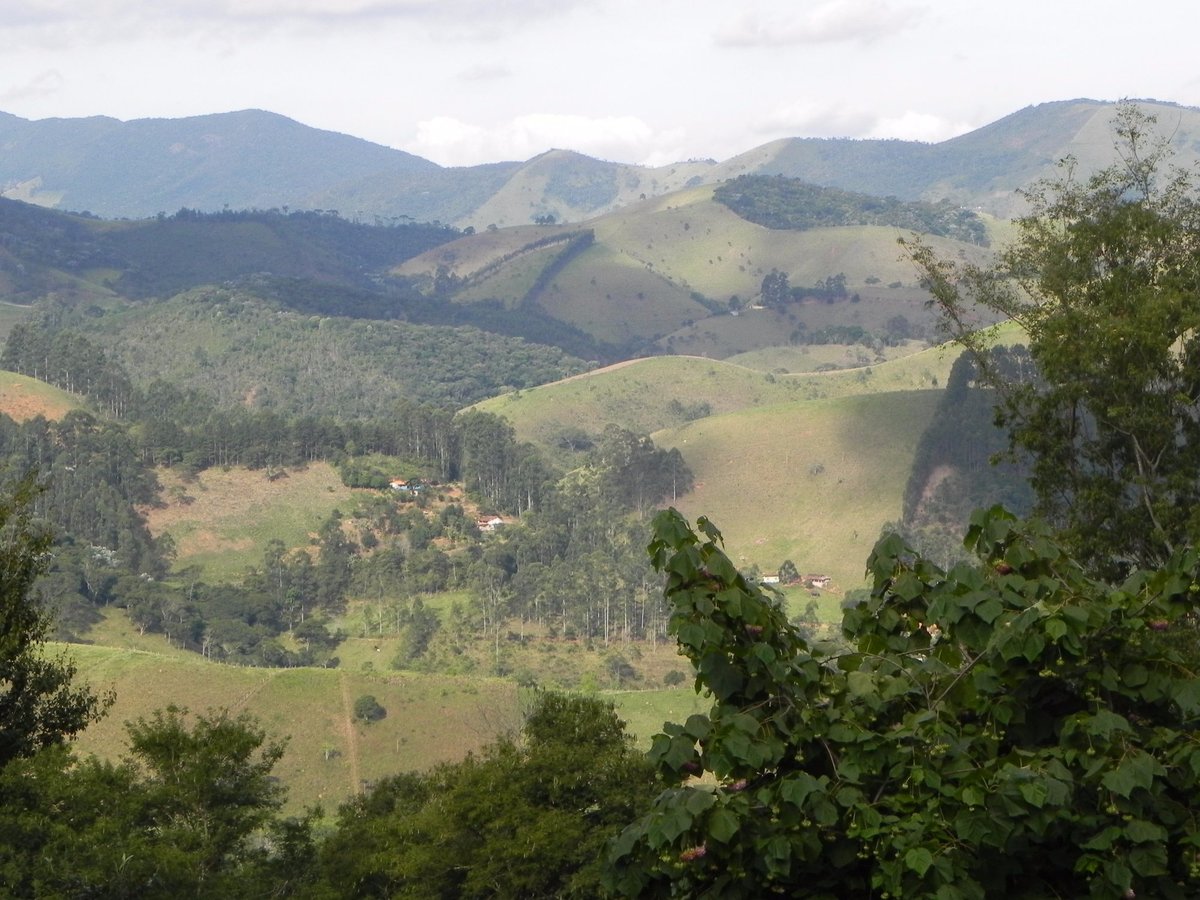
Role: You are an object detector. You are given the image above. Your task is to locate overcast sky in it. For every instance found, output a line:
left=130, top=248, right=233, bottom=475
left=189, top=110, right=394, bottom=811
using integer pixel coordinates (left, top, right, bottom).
left=1, top=0, right=1198, bottom=168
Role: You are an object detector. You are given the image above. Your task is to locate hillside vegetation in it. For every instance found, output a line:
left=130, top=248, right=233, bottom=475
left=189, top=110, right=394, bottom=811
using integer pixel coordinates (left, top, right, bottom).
left=0, top=370, right=82, bottom=421
left=401, top=182, right=998, bottom=358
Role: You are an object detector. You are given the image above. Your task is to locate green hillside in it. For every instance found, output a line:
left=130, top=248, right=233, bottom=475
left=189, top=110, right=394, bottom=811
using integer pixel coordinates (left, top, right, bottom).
left=66, top=640, right=522, bottom=813
left=57, top=287, right=586, bottom=416
left=0, top=369, right=83, bottom=421
left=476, top=343, right=959, bottom=453
left=476, top=345, right=968, bottom=588
left=657, top=390, right=943, bottom=590
left=399, top=181, right=998, bottom=357
left=64, top=637, right=704, bottom=815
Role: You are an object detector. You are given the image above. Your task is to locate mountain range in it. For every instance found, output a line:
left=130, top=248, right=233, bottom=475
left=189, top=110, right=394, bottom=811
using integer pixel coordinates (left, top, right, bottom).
left=5, top=98, right=1200, bottom=227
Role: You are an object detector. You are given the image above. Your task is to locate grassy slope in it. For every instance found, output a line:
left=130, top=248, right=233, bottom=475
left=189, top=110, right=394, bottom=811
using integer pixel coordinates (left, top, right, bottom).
left=477, top=346, right=967, bottom=588
left=395, top=183, right=1000, bottom=356
left=65, top=622, right=708, bottom=815
left=0, top=369, right=84, bottom=421
left=65, top=640, right=525, bottom=813
left=476, top=343, right=959, bottom=453
left=656, top=390, right=941, bottom=590
left=145, top=463, right=369, bottom=582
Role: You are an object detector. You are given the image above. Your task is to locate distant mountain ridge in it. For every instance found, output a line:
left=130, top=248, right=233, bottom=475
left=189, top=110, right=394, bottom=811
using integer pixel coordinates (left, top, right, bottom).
left=4, top=99, right=1200, bottom=227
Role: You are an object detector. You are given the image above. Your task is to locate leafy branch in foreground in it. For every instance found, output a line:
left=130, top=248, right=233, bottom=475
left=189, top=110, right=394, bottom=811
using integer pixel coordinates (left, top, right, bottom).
left=607, top=507, right=1200, bottom=899
left=0, top=472, right=110, bottom=765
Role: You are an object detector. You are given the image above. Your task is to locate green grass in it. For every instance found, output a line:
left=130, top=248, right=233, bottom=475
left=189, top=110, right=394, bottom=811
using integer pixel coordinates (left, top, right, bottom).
left=725, top=340, right=931, bottom=373
left=606, top=688, right=709, bottom=748
left=64, top=641, right=524, bottom=813
left=61, top=634, right=712, bottom=813
left=0, top=369, right=85, bottom=421
left=395, top=182, right=996, bottom=355
left=474, top=343, right=959, bottom=465
left=656, top=389, right=942, bottom=591
left=147, top=463, right=370, bottom=582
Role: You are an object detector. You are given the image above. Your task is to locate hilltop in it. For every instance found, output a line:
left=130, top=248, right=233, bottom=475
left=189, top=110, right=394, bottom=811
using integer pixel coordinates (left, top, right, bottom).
left=5, top=99, right=1200, bottom=226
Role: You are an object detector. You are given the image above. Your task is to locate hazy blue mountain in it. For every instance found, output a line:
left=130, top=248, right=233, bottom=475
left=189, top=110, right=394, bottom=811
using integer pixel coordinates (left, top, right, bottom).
left=4, top=99, right=1200, bottom=226
left=0, top=109, right=436, bottom=218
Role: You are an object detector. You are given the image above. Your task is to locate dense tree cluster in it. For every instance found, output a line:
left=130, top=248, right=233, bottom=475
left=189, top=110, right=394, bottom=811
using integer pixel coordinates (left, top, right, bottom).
left=5, top=298, right=587, bottom=421
left=717, top=174, right=988, bottom=245
left=894, top=346, right=1035, bottom=567
left=315, top=693, right=657, bottom=898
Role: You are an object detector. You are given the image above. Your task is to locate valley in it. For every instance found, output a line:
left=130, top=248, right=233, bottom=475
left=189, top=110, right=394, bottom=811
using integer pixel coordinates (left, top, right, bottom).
left=0, top=98, right=1145, bottom=858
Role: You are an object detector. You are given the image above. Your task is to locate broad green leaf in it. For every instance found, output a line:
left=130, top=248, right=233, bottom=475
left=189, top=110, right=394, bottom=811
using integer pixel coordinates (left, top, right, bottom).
left=780, top=772, right=825, bottom=808
left=707, top=808, right=740, bottom=843
left=1084, top=709, right=1132, bottom=738
left=905, top=847, right=935, bottom=877
left=1122, top=663, right=1149, bottom=688
left=1102, top=750, right=1163, bottom=798
left=1044, top=616, right=1068, bottom=640
left=1018, top=780, right=1047, bottom=808
left=960, top=785, right=984, bottom=807
left=685, top=789, right=716, bottom=816
left=846, top=670, right=876, bottom=698
left=1125, top=819, right=1167, bottom=844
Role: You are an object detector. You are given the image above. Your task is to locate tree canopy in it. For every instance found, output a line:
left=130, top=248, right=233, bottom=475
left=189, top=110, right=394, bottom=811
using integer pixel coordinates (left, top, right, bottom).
left=904, top=102, right=1200, bottom=576
left=607, top=507, right=1200, bottom=898
left=0, top=473, right=109, bottom=765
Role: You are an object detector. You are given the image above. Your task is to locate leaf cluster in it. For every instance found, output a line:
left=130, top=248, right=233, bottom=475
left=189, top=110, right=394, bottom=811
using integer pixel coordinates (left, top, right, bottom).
left=608, top=507, right=1200, bottom=899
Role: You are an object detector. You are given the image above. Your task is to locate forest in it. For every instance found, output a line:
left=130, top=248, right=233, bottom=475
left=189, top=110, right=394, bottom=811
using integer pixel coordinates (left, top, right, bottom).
left=714, top=174, right=989, bottom=245
left=0, top=315, right=692, bottom=669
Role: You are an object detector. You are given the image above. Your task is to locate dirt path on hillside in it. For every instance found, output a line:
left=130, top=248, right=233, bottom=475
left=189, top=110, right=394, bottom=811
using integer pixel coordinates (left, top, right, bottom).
left=228, top=669, right=280, bottom=713
left=552, top=358, right=642, bottom=385
left=338, top=672, right=362, bottom=795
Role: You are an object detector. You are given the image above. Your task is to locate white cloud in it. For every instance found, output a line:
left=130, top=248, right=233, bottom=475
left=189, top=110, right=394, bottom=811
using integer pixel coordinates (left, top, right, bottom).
left=751, top=99, right=974, bottom=145
left=717, top=0, right=925, bottom=48
left=1, top=0, right=566, bottom=23
left=866, top=110, right=974, bottom=143
left=0, top=69, right=64, bottom=103
left=456, top=62, right=514, bottom=83
left=756, top=100, right=876, bottom=138
left=408, top=113, right=685, bottom=166
left=0, top=0, right=593, bottom=44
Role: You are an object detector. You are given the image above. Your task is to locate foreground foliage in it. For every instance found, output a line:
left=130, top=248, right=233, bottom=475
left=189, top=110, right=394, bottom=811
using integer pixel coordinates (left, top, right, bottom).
left=0, top=473, right=109, bottom=766
left=315, top=692, right=658, bottom=898
left=0, top=707, right=308, bottom=899
left=607, top=507, right=1200, bottom=898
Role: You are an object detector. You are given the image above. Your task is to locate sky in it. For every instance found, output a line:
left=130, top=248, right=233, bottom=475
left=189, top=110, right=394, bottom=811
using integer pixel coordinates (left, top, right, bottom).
left=1, top=0, right=1199, bottom=169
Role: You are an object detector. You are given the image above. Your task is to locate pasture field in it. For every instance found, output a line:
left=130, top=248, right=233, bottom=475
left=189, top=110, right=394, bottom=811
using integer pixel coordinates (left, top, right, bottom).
left=144, top=463, right=369, bottom=582
left=0, top=369, right=83, bottom=421
left=65, top=641, right=525, bottom=813
left=63, top=637, right=709, bottom=814
left=657, top=389, right=943, bottom=590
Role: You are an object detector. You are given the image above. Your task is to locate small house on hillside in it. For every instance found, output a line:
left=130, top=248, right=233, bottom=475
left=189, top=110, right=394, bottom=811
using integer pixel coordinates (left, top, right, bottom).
left=476, top=515, right=506, bottom=533
left=390, top=478, right=425, bottom=494
left=803, top=574, right=832, bottom=590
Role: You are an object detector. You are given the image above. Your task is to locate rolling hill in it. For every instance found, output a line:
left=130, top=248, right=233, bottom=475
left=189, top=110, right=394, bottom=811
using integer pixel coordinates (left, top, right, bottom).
left=6, top=99, right=1200, bottom=227
left=396, top=182, right=1000, bottom=358
left=0, top=370, right=83, bottom=421
left=475, top=343, right=967, bottom=587
left=63, top=633, right=709, bottom=815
